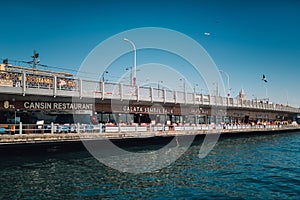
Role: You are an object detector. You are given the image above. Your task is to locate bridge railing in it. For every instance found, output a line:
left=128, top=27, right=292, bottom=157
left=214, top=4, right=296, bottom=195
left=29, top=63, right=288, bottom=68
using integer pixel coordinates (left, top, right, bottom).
left=0, top=70, right=299, bottom=113
left=0, top=122, right=297, bottom=135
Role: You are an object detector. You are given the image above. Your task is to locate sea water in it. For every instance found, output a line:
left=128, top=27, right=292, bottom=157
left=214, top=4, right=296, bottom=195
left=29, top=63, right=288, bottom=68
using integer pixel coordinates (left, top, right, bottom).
left=0, top=132, right=299, bottom=199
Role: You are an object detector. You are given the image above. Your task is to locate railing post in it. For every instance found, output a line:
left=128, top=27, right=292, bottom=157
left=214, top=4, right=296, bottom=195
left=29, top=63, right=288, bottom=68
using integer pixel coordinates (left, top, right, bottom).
left=174, top=91, right=177, bottom=104
left=150, top=87, right=153, bottom=103
left=19, top=122, right=22, bottom=134
left=77, top=123, right=80, bottom=133
left=119, top=83, right=123, bottom=101
left=78, top=78, right=82, bottom=99
left=51, top=122, right=54, bottom=134
left=99, top=123, right=102, bottom=133
left=136, top=86, right=139, bottom=102
left=101, top=81, right=104, bottom=100
left=22, top=72, right=26, bottom=96
left=53, top=76, right=57, bottom=97
left=163, top=88, right=166, bottom=103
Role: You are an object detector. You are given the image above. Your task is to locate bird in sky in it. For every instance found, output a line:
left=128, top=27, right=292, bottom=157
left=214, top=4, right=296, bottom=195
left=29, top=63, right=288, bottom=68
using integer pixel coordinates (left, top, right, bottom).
left=204, top=32, right=211, bottom=36
left=262, top=74, right=267, bottom=82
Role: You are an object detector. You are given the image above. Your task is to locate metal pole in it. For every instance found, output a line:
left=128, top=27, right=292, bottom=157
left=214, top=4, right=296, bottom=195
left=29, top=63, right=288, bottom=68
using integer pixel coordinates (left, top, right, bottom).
left=126, top=67, right=133, bottom=86
left=194, top=84, right=198, bottom=93
left=102, top=71, right=108, bottom=82
left=180, top=78, right=186, bottom=93
left=130, top=66, right=132, bottom=86
left=158, top=81, right=163, bottom=98
left=263, top=85, right=268, bottom=99
left=158, top=81, right=160, bottom=98
left=286, top=90, right=289, bottom=105
left=219, top=70, right=230, bottom=97
left=124, top=38, right=137, bottom=86
left=184, top=79, right=186, bottom=94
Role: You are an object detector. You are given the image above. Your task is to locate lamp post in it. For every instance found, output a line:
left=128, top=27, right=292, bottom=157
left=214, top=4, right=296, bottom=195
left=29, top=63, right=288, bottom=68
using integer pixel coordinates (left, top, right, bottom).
left=124, top=38, right=137, bottom=86
left=193, top=83, right=199, bottom=93
left=286, top=91, right=289, bottom=106
left=125, top=67, right=133, bottom=86
left=180, top=78, right=186, bottom=93
left=102, top=71, right=108, bottom=82
left=263, top=85, right=268, bottom=100
left=212, top=82, right=219, bottom=96
left=219, top=69, right=230, bottom=97
left=158, top=80, right=163, bottom=98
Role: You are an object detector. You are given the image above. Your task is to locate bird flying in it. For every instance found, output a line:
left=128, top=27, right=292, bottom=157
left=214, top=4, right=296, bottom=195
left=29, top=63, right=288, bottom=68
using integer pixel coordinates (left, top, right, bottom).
left=262, top=74, right=267, bottom=82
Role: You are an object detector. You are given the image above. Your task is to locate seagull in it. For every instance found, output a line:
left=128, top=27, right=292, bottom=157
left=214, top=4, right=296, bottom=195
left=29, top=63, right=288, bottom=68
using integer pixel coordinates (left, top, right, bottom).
left=262, top=74, right=267, bottom=82
left=204, top=32, right=211, bottom=36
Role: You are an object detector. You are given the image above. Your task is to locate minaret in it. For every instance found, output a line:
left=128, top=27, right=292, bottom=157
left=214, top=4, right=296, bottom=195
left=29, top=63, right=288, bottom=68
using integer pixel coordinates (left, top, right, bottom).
left=239, top=88, right=246, bottom=101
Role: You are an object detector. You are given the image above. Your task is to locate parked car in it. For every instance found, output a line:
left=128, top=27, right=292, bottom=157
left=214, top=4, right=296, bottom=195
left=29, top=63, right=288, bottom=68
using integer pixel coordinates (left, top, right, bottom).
left=0, top=127, right=6, bottom=134
left=70, top=124, right=77, bottom=133
left=57, top=125, right=70, bottom=133
left=43, top=125, right=52, bottom=133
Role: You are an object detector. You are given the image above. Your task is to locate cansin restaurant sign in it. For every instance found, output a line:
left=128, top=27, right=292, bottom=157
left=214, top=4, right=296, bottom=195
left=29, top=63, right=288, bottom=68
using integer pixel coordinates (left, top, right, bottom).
left=1, top=101, right=93, bottom=111
left=24, top=102, right=93, bottom=110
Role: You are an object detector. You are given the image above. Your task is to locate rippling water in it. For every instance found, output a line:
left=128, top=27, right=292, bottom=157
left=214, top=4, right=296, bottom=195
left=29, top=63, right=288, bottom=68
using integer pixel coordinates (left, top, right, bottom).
left=1, top=132, right=300, bottom=199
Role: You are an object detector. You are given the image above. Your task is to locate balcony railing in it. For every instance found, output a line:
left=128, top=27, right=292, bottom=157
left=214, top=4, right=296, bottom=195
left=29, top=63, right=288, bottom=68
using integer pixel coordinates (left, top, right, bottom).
left=0, top=70, right=299, bottom=113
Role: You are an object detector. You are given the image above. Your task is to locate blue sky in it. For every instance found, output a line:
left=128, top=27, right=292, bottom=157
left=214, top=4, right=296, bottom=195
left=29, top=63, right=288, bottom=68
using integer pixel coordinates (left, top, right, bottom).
left=1, top=0, right=300, bottom=106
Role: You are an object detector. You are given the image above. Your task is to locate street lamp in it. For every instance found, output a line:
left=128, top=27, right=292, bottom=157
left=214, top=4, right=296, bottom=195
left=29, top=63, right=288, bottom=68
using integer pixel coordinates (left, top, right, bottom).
left=124, top=38, right=137, bottom=86
left=125, top=67, right=133, bottom=86
left=193, top=83, right=199, bottom=93
left=219, top=69, right=230, bottom=97
left=286, top=90, right=289, bottom=106
left=102, top=71, right=108, bottom=82
left=212, top=82, right=219, bottom=96
left=179, top=78, right=186, bottom=93
left=158, top=80, right=163, bottom=90
left=263, top=85, right=268, bottom=100
left=158, top=80, right=163, bottom=98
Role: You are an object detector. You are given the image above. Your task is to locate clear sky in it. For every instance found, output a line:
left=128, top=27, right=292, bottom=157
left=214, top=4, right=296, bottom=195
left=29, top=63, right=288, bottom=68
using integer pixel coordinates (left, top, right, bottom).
left=1, top=0, right=300, bottom=106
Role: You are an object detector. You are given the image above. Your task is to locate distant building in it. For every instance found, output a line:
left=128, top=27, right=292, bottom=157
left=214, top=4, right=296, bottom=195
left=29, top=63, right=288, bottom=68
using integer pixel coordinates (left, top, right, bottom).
left=239, top=88, right=246, bottom=101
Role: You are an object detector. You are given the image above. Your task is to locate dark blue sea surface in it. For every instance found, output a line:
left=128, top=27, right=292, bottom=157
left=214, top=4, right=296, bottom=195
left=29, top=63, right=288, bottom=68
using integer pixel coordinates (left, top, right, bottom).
left=0, top=132, right=300, bottom=199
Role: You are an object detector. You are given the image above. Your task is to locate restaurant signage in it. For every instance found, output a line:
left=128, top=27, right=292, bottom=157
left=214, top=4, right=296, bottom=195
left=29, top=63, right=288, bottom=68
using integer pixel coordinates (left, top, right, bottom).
left=23, top=101, right=93, bottom=110
left=0, top=79, right=13, bottom=87
left=122, top=105, right=173, bottom=114
left=1, top=100, right=93, bottom=111
left=26, top=76, right=53, bottom=84
left=0, top=71, right=76, bottom=89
